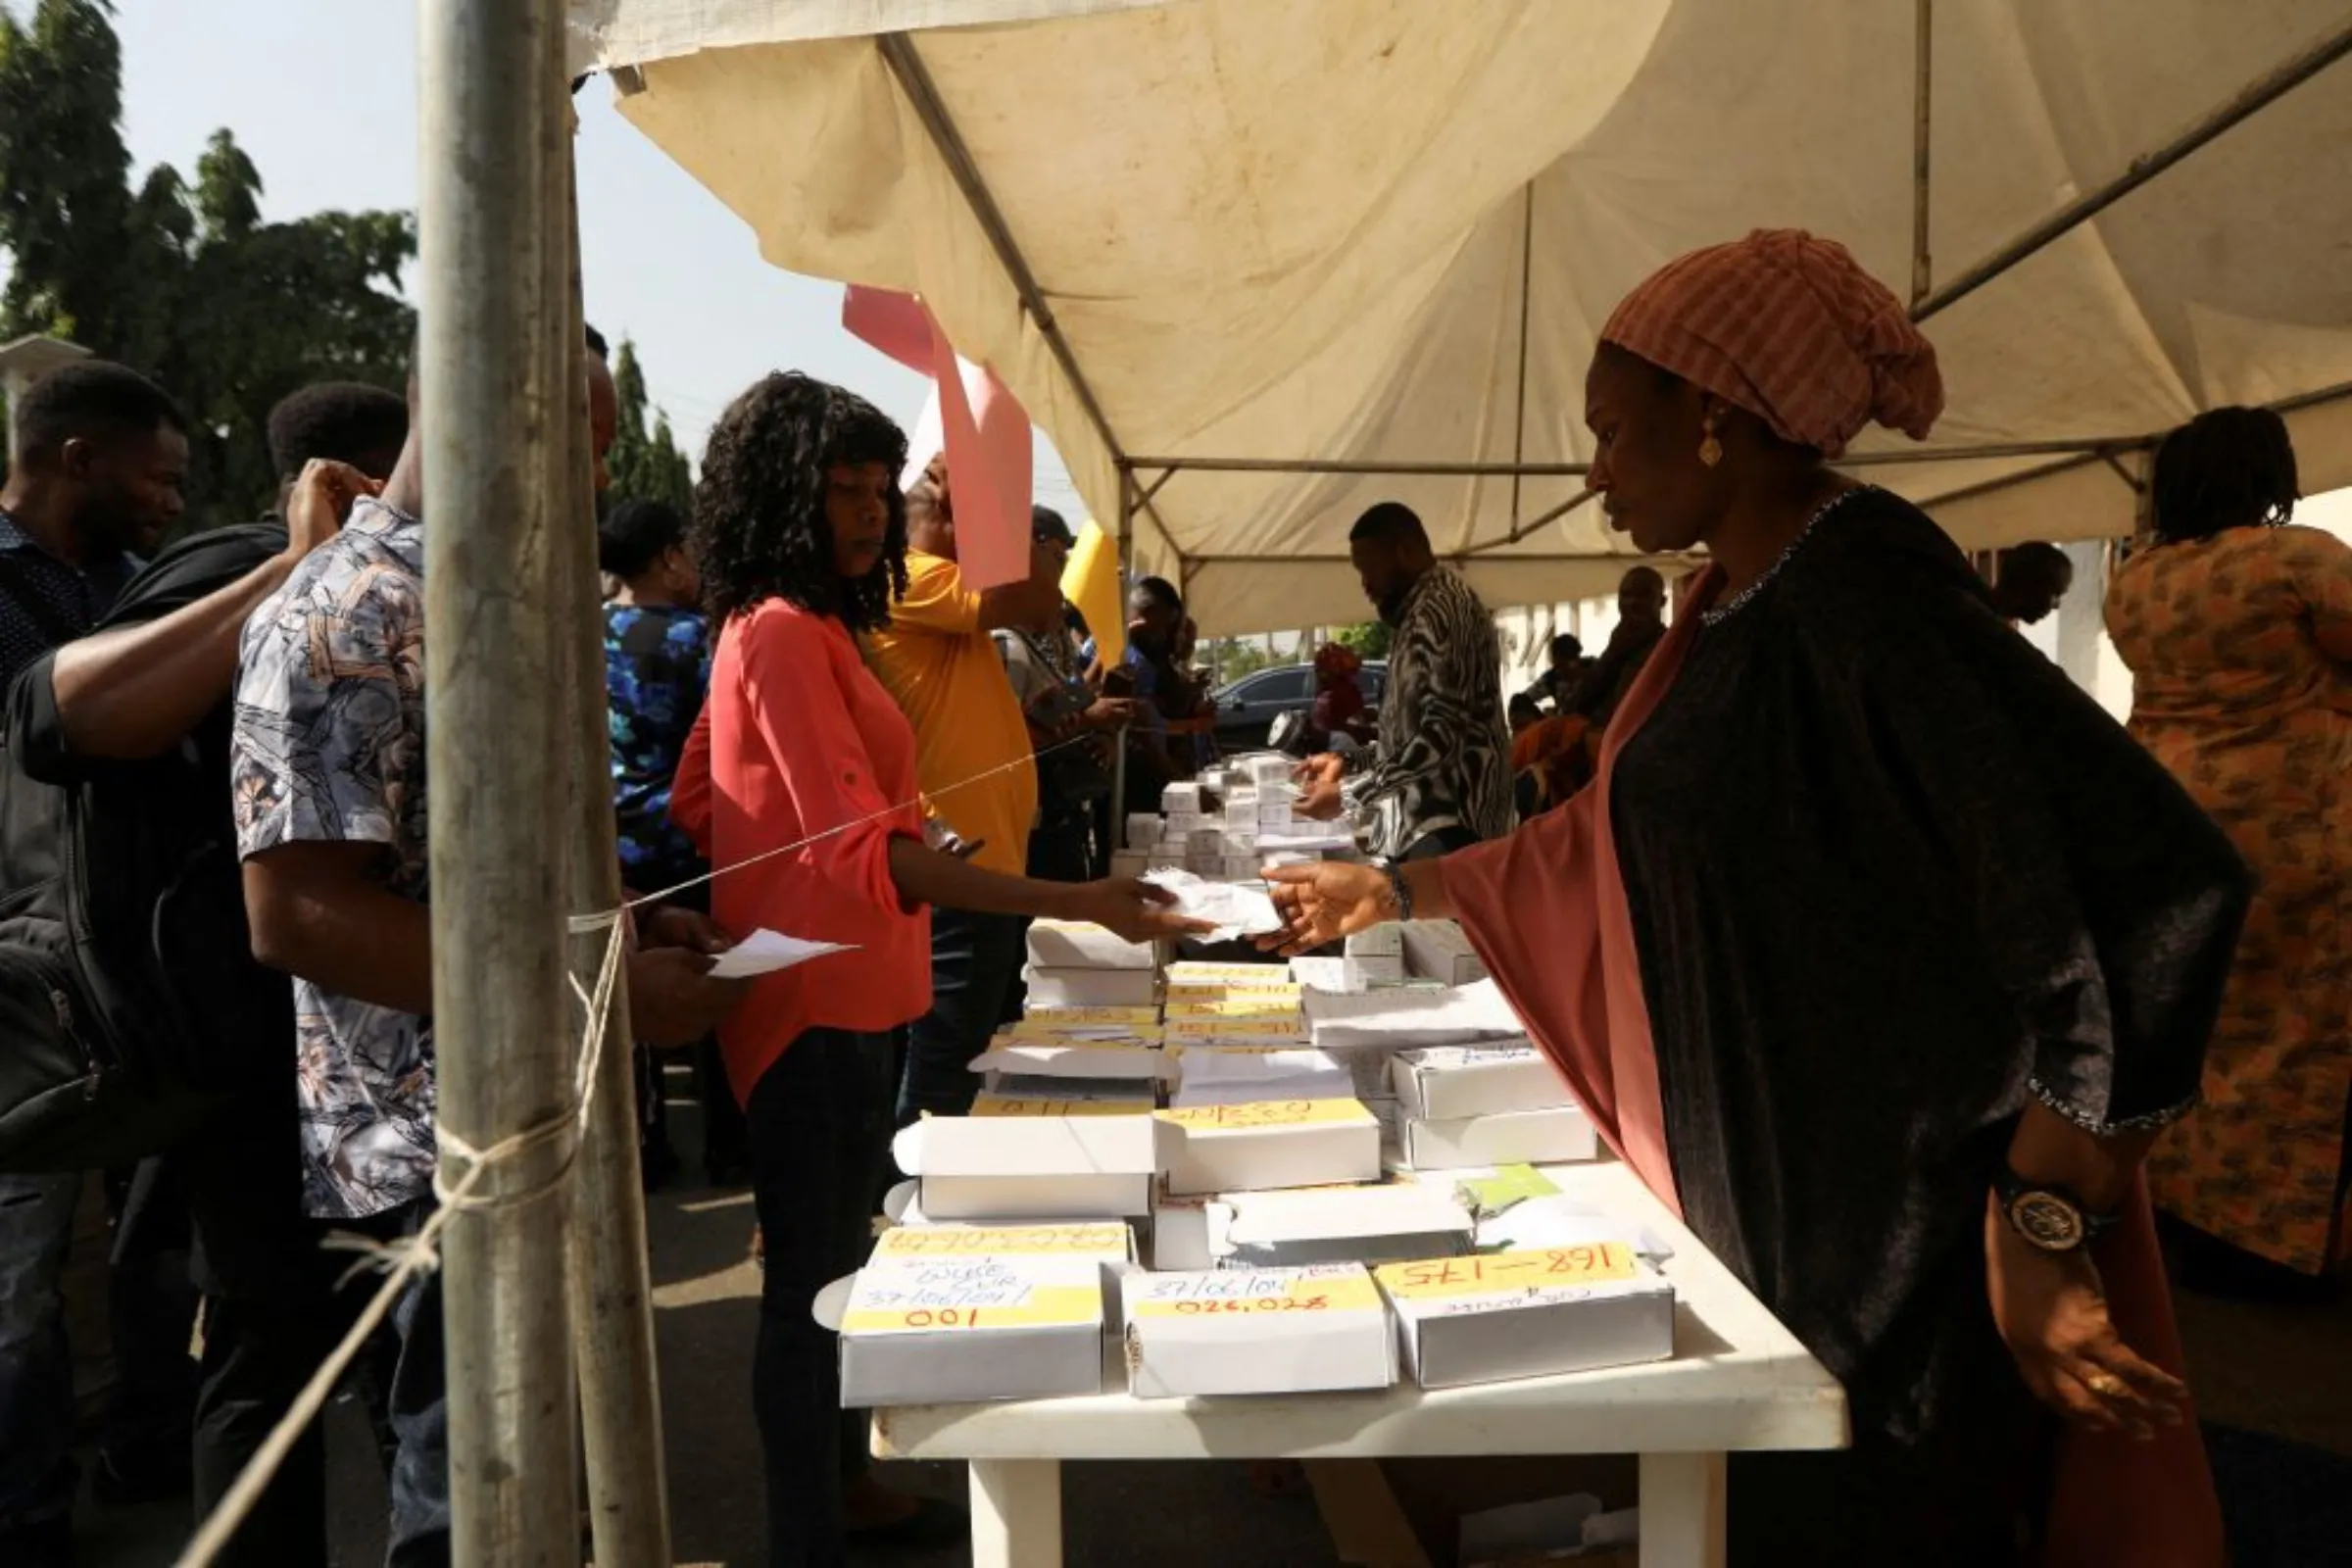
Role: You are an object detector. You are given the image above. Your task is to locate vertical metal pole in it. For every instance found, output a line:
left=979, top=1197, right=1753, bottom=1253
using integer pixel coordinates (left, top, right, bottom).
left=1910, top=0, right=1934, bottom=306
left=549, top=94, right=673, bottom=1568
left=1112, top=467, right=1134, bottom=843
left=417, top=2, right=579, bottom=1561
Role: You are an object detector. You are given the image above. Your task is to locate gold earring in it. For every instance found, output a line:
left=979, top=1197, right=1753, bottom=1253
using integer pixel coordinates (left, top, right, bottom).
left=1698, top=414, right=1723, bottom=468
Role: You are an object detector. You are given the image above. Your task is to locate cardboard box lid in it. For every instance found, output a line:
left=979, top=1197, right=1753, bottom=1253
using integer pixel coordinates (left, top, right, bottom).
left=1157, top=1099, right=1378, bottom=1137
left=827, top=1235, right=1116, bottom=1335
left=968, top=1041, right=1172, bottom=1083
left=1374, top=1243, right=1666, bottom=1319
left=869, top=1220, right=1134, bottom=1265
left=1222, top=1183, right=1474, bottom=1249
left=1166, top=960, right=1295, bottom=988
left=1391, top=1045, right=1563, bottom=1119
left=894, top=1113, right=1163, bottom=1179
left=1012, top=1005, right=1161, bottom=1033
left=1304, top=980, right=1523, bottom=1050
left=1025, top=920, right=1158, bottom=969
left=1165, top=998, right=1305, bottom=1024
left=971, top=1091, right=1158, bottom=1116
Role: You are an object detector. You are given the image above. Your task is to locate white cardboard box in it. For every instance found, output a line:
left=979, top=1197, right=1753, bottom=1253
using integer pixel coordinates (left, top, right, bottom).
left=1391, top=1044, right=1564, bottom=1120
left=1343, top=922, right=1405, bottom=959
left=1215, top=1183, right=1475, bottom=1270
left=1402, top=919, right=1488, bottom=984
left=894, top=1115, right=1162, bottom=1219
left=1170, top=1046, right=1352, bottom=1107
left=1160, top=783, right=1203, bottom=815
left=971, top=1086, right=1159, bottom=1116
left=1125, top=1263, right=1396, bottom=1397
left=1124, top=814, right=1164, bottom=848
left=1373, top=1243, right=1675, bottom=1389
left=1025, top=920, right=1157, bottom=971
left=1023, top=965, right=1158, bottom=1009
left=1158, top=1100, right=1383, bottom=1195
left=1165, top=963, right=1298, bottom=1000
left=833, top=1222, right=1130, bottom=1407
left=1399, top=1106, right=1598, bottom=1171
left=969, top=1040, right=1169, bottom=1088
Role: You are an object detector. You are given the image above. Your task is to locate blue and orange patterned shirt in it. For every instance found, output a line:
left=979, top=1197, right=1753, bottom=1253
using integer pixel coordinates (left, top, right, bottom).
left=603, top=602, right=711, bottom=901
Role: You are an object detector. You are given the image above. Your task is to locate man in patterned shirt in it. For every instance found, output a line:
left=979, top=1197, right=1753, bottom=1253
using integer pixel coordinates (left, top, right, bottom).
left=1297, top=502, right=1514, bottom=860
left=231, top=365, right=744, bottom=1563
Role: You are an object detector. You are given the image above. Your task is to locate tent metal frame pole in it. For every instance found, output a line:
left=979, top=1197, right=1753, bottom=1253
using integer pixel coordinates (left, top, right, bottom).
left=552, top=115, right=671, bottom=1568
left=1912, top=19, right=2352, bottom=321
left=1128, top=456, right=1590, bottom=478
left=1507, top=183, right=1537, bottom=534
left=1910, top=0, right=1933, bottom=305
left=417, top=0, right=580, bottom=1558
left=878, top=31, right=1183, bottom=564
left=1111, top=467, right=1134, bottom=848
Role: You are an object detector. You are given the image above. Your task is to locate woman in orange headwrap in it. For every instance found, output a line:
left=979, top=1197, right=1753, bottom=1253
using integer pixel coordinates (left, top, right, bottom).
left=1264, top=231, right=2244, bottom=1567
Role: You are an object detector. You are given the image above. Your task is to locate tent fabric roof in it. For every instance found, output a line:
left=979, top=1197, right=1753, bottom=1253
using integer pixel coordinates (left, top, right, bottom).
left=573, top=0, right=2352, bottom=635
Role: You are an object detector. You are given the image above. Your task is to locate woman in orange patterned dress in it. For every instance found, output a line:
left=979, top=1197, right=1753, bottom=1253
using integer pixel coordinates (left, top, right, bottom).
left=2105, top=407, right=2352, bottom=1290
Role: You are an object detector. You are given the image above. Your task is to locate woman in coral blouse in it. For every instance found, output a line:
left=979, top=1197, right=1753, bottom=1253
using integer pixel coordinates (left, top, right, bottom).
left=671, top=372, right=1200, bottom=1567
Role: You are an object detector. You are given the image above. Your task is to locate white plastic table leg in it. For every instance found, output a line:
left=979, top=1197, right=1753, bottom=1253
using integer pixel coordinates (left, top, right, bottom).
left=968, top=1456, right=1064, bottom=1568
left=1639, top=1450, right=1728, bottom=1568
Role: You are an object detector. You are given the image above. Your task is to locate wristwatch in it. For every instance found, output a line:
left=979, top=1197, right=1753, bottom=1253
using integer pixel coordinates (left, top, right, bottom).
left=1993, top=1167, right=2120, bottom=1253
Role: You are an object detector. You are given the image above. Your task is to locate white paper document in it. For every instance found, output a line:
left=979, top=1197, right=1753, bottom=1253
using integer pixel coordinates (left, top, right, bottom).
left=706, top=929, right=858, bottom=980
left=1143, top=869, right=1282, bottom=941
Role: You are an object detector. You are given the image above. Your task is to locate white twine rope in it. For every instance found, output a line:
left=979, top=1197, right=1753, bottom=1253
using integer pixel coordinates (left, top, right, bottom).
left=173, top=729, right=1110, bottom=1567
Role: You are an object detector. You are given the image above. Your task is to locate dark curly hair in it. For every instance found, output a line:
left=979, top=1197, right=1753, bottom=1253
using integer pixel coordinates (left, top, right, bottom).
left=692, top=371, right=909, bottom=629
left=2149, top=406, right=2299, bottom=545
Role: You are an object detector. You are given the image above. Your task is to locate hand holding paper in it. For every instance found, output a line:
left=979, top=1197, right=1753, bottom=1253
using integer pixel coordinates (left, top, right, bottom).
left=706, top=928, right=859, bottom=981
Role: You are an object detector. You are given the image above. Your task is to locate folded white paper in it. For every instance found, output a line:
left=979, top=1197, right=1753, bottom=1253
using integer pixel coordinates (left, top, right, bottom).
left=707, top=929, right=858, bottom=980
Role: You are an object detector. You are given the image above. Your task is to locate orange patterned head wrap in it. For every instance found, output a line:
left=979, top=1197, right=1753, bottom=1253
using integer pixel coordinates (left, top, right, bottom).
left=1599, top=229, right=1943, bottom=459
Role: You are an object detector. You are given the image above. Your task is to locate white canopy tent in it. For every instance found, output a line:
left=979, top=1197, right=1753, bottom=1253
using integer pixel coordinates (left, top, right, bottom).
left=567, top=0, right=2352, bottom=634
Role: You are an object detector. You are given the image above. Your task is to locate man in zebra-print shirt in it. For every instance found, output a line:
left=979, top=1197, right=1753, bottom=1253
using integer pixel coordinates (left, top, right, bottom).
left=1296, top=502, right=1516, bottom=860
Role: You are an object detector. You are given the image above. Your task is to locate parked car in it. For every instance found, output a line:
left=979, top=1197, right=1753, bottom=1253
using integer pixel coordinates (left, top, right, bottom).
left=1210, top=661, right=1387, bottom=752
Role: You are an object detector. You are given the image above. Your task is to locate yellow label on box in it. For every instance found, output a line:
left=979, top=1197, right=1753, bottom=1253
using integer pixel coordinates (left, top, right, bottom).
left=1164, top=1017, right=1302, bottom=1042
left=1166, top=979, right=1302, bottom=1001
left=874, top=1224, right=1127, bottom=1258
left=1156, top=1099, right=1373, bottom=1131
left=842, top=1283, right=1101, bottom=1334
left=1130, top=1271, right=1381, bottom=1318
left=1164, top=1001, right=1304, bottom=1022
left=1018, top=1006, right=1160, bottom=1030
left=970, top=1095, right=1150, bottom=1117
left=1375, top=1244, right=1639, bottom=1300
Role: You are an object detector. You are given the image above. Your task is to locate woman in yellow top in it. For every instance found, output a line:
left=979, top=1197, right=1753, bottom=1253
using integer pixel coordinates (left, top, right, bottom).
left=2105, top=406, right=2352, bottom=1293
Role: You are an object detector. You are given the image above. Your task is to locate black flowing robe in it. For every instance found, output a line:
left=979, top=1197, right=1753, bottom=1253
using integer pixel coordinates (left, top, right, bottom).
left=1606, top=491, right=2248, bottom=1563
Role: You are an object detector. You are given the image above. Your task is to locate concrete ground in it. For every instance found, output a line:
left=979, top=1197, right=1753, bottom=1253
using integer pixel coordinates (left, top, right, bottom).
left=64, top=1080, right=2352, bottom=1566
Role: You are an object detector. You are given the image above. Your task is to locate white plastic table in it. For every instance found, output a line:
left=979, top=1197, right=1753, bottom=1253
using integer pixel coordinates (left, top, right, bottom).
left=870, top=1161, right=1847, bottom=1568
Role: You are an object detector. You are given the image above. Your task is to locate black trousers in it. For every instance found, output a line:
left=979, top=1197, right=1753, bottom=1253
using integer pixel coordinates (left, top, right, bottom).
left=185, top=1081, right=400, bottom=1568
left=747, top=1028, right=897, bottom=1568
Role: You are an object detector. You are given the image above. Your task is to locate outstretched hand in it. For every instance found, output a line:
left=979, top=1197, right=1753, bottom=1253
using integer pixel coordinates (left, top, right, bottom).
left=1984, top=1196, right=2189, bottom=1441
left=1254, top=862, right=1396, bottom=956
left=1058, top=879, right=1217, bottom=946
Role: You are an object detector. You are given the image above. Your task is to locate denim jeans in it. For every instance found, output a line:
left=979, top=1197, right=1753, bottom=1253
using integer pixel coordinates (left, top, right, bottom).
left=376, top=1200, right=450, bottom=1568
left=896, top=907, right=1023, bottom=1126
left=0, top=1170, right=79, bottom=1527
left=747, top=1028, right=897, bottom=1568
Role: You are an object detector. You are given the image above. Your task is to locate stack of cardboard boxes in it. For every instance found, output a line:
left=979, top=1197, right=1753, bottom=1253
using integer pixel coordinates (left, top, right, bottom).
left=831, top=929, right=1669, bottom=1413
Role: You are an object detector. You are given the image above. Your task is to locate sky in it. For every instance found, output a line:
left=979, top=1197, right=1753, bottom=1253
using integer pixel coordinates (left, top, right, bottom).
left=24, top=0, right=1088, bottom=517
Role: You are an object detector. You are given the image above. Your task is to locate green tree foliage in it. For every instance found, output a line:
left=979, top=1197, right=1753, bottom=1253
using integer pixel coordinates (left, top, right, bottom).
left=0, top=0, right=414, bottom=531
left=606, top=336, right=694, bottom=512
left=1333, top=620, right=1393, bottom=660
